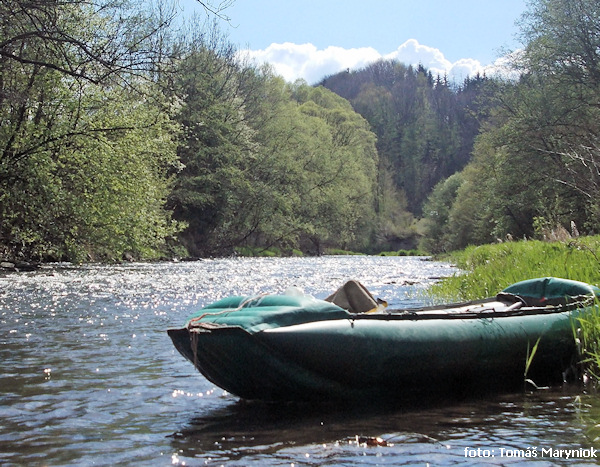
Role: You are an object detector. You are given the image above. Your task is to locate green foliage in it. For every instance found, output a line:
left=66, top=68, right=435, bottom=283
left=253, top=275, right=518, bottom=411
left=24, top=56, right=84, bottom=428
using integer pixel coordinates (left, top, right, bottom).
left=0, top=0, right=182, bottom=262
left=8, top=0, right=600, bottom=265
left=519, top=0, right=600, bottom=89
left=291, top=85, right=379, bottom=253
left=0, top=80, right=182, bottom=262
left=574, top=300, right=598, bottom=371
left=374, top=168, right=419, bottom=252
left=169, top=35, right=380, bottom=256
left=524, top=337, right=542, bottom=381
left=420, top=172, right=465, bottom=253
left=320, top=62, right=498, bottom=252
left=167, top=33, right=255, bottom=256
left=321, top=62, right=491, bottom=216
left=574, top=298, right=600, bottom=381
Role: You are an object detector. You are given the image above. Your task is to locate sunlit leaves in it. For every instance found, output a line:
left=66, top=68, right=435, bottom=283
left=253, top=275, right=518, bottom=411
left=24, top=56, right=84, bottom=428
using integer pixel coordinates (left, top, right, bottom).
left=0, top=0, right=181, bottom=261
left=169, top=39, right=380, bottom=256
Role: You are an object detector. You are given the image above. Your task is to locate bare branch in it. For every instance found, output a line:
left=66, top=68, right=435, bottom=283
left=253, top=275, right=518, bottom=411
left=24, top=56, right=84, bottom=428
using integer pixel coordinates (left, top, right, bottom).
left=194, top=0, right=235, bottom=22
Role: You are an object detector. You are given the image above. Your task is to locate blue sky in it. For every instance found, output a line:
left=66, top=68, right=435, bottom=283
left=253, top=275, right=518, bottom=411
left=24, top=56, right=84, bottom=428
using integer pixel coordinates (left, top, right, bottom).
left=179, top=0, right=529, bottom=83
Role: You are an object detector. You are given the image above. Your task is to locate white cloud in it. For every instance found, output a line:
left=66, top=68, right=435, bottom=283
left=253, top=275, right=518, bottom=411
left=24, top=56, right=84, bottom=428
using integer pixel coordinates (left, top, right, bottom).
left=241, top=39, right=515, bottom=84
left=242, top=42, right=380, bottom=84
left=384, top=39, right=452, bottom=75
left=448, top=58, right=485, bottom=81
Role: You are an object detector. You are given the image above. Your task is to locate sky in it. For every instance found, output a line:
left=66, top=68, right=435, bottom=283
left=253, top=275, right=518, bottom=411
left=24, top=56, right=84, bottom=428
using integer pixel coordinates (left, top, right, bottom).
left=178, top=0, right=529, bottom=84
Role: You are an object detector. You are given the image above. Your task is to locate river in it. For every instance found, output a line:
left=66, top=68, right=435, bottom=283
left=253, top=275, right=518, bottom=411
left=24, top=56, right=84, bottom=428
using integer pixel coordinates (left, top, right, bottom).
left=1, top=255, right=600, bottom=466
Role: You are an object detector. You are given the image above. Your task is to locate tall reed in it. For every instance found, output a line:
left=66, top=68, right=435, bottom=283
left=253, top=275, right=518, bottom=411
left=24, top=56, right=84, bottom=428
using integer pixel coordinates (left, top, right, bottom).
left=573, top=297, right=600, bottom=381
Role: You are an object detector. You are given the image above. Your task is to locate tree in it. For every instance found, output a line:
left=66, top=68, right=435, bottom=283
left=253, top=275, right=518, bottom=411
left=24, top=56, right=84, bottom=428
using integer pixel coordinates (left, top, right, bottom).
left=518, top=0, right=600, bottom=89
left=291, top=84, right=378, bottom=253
left=513, top=0, right=600, bottom=230
left=0, top=0, right=182, bottom=261
left=167, top=25, right=263, bottom=256
left=168, top=26, right=381, bottom=256
left=420, top=172, right=465, bottom=253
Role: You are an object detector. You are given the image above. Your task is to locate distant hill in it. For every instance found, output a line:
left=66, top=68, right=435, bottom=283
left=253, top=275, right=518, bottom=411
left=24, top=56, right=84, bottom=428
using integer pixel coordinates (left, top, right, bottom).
left=318, top=59, right=496, bottom=214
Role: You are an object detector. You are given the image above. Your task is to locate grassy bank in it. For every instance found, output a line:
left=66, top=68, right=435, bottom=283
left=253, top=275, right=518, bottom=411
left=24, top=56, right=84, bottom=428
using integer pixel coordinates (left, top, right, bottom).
left=429, top=236, right=600, bottom=301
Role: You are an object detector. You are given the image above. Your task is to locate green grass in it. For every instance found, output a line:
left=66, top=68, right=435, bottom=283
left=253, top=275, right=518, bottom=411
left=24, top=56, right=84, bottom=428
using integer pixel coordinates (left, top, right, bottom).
left=429, top=237, right=600, bottom=302
left=573, top=297, right=600, bottom=382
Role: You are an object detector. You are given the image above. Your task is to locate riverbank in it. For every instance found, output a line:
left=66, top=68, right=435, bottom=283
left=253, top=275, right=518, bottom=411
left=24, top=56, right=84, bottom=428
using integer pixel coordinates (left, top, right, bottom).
left=429, top=236, right=600, bottom=301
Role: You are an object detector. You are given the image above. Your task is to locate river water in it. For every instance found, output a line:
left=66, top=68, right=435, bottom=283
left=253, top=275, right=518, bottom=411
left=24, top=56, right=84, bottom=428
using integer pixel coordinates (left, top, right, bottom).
left=2, top=255, right=600, bottom=466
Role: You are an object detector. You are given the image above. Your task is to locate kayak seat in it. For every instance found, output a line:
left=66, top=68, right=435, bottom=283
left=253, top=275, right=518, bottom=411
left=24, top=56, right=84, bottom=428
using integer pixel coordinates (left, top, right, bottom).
left=325, top=280, right=378, bottom=313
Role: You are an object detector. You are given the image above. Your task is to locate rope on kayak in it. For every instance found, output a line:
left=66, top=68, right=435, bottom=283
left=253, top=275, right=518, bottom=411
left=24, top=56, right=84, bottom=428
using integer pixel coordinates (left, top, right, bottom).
left=187, top=293, right=269, bottom=328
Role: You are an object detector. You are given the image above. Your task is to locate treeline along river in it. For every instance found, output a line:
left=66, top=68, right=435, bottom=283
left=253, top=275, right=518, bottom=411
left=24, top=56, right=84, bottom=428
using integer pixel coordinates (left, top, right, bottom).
left=2, top=256, right=600, bottom=465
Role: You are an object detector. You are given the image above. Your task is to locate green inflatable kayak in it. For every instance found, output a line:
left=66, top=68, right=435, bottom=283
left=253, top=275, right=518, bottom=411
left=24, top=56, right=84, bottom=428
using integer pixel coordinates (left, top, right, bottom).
left=168, top=277, right=600, bottom=402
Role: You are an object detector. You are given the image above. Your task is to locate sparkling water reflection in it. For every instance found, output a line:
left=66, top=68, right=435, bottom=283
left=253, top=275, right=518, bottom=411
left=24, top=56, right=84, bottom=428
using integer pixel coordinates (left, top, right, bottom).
left=1, top=256, right=599, bottom=466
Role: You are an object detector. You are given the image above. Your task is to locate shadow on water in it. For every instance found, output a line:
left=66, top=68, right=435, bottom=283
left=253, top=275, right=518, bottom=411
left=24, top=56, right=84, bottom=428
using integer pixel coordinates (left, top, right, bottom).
left=169, top=397, right=451, bottom=463
left=168, top=384, right=600, bottom=465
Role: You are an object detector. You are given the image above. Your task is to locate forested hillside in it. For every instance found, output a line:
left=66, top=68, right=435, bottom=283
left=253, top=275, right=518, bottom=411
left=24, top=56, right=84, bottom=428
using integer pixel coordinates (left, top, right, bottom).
left=1, top=0, right=598, bottom=262
left=320, top=0, right=600, bottom=254
left=319, top=63, right=495, bottom=214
